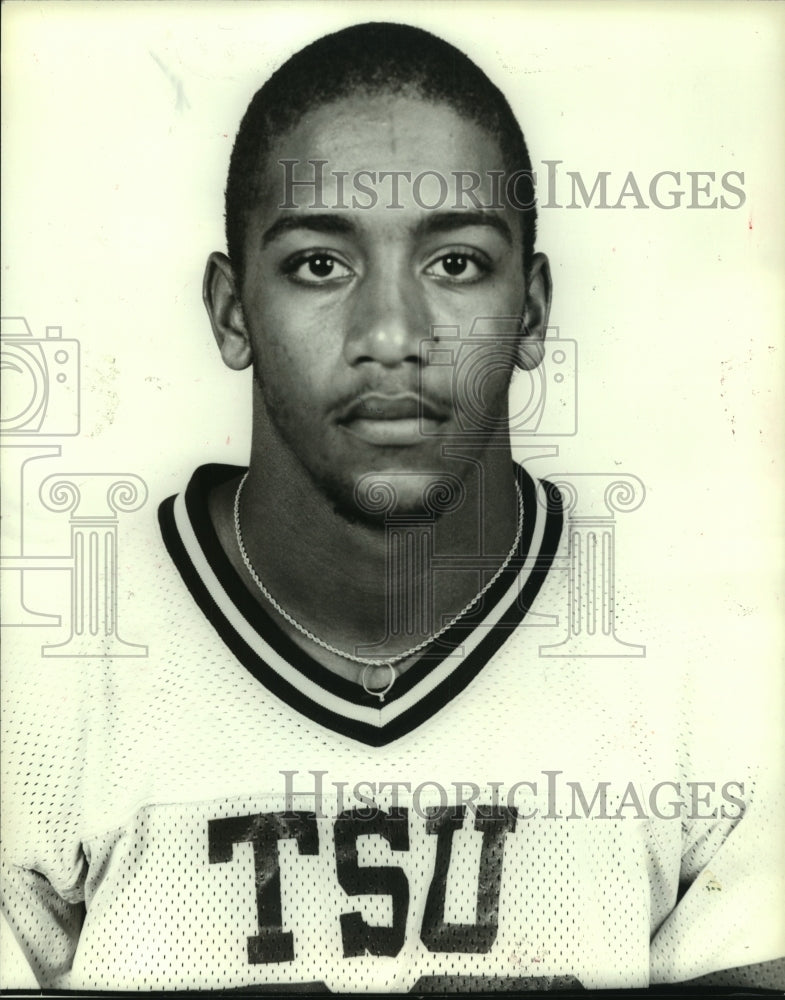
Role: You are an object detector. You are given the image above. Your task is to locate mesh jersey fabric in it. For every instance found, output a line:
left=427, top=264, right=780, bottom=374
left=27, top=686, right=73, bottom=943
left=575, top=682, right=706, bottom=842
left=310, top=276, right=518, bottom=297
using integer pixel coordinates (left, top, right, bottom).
left=1, top=463, right=782, bottom=992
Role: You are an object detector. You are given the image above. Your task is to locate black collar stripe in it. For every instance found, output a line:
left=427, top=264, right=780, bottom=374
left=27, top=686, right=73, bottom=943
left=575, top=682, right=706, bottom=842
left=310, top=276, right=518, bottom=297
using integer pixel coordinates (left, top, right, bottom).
left=172, top=492, right=384, bottom=727
left=161, top=494, right=386, bottom=743
left=160, top=465, right=563, bottom=746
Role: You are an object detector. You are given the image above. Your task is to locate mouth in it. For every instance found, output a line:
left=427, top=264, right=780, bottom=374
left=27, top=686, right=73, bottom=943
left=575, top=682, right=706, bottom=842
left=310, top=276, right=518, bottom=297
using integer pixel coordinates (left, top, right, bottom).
left=338, top=392, right=447, bottom=446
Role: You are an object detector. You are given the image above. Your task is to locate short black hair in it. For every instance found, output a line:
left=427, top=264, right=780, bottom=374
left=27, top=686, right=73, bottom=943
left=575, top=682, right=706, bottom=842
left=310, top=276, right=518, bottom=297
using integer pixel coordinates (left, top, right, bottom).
left=225, top=21, right=537, bottom=286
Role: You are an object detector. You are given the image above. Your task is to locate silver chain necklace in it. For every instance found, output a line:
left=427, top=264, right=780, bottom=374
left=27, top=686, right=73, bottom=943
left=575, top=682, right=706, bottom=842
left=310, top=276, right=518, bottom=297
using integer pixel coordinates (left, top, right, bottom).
left=233, top=471, right=524, bottom=701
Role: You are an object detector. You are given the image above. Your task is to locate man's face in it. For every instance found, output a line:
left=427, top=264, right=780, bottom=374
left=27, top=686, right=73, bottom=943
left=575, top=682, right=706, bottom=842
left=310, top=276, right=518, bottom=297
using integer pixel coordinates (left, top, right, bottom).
left=238, top=93, right=533, bottom=520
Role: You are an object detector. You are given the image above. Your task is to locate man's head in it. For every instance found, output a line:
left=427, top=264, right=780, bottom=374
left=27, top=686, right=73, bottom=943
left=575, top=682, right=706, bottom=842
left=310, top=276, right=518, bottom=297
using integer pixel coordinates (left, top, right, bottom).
left=204, top=22, right=551, bottom=524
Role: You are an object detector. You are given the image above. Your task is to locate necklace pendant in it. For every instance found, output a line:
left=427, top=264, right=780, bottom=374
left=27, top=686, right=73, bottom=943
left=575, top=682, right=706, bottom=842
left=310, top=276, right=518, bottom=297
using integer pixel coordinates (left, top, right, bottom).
left=362, top=662, right=396, bottom=702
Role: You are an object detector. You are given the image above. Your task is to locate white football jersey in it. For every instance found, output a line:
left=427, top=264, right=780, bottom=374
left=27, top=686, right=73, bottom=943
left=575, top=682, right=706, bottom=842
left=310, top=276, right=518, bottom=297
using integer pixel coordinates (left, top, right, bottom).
left=1, top=464, right=782, bottom=991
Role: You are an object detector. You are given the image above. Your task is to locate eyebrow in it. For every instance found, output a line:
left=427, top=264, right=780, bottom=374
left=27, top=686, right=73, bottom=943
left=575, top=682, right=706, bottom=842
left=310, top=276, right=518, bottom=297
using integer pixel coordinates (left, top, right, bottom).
left=261, top=214, right=356, bottom=248
left=260, top=208, right=514, bottom=249
left=415, top=210, right=514, bottom=246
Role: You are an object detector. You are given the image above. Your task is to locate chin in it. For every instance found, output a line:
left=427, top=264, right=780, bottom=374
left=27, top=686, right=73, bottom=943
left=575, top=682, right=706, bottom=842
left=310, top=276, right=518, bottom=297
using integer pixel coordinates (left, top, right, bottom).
left=319, top=468, right=466, bottom=528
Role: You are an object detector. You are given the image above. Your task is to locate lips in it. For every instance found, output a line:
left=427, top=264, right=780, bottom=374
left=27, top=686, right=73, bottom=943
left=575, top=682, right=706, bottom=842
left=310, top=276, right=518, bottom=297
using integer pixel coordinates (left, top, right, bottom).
left=342, top=392, right=445, bottom=422
left=338, top=392, right=447, bottom=446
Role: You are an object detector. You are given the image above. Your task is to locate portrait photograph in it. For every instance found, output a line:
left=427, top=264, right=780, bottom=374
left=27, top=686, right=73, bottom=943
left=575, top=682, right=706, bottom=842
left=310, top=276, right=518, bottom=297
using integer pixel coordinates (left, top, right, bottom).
left=1, top=2, right=783, bottom=996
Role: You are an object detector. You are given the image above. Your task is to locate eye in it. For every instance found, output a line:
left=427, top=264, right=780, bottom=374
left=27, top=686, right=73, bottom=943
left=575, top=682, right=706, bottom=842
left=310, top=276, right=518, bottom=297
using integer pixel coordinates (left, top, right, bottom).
left=425, top=251, right=489, bottom=283
left=284, top=252, right=354, bottom=285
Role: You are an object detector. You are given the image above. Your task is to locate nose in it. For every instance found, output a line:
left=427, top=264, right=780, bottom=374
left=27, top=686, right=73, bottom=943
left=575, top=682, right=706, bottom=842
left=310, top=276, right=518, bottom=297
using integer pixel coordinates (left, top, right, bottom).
left=343, top=261, right=431, bottom=368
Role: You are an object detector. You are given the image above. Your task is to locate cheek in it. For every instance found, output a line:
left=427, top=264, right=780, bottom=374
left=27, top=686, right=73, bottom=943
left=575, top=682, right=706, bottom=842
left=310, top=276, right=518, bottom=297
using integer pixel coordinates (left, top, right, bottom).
left=248, top=299, right=331, bottom=393
left=452, top=352, right=516, bottom=426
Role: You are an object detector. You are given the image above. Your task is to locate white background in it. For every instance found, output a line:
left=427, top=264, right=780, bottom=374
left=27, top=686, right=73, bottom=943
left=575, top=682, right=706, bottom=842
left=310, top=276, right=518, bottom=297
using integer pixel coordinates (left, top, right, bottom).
left=2, top=0, right=784, bottom=985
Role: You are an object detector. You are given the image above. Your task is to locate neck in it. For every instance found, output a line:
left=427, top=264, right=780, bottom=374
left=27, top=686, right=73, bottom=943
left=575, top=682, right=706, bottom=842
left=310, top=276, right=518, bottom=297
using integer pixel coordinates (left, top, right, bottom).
left=209, top=436, right=520, bottom=679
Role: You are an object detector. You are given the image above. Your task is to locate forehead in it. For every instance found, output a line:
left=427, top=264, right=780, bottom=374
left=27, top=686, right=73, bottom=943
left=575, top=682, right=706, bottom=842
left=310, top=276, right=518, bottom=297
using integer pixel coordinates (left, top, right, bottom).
left=258, top=93, right=510, bottom=217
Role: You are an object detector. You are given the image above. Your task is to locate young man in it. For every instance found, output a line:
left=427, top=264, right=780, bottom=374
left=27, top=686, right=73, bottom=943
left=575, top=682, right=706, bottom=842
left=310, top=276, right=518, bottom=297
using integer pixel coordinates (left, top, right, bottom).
left=1, top=21, right=782, bottom=993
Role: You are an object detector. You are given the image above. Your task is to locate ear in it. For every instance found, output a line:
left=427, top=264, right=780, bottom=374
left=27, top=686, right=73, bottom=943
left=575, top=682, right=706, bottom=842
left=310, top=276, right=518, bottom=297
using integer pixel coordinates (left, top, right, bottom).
left=202, top=252, right=253, bottom=371
left=517, top=252, right=553, bottom=371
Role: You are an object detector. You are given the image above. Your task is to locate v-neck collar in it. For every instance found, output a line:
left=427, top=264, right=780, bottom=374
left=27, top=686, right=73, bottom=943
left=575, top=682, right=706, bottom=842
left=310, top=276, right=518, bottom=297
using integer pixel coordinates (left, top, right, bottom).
left=158, top=463, right=562, bottom=747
